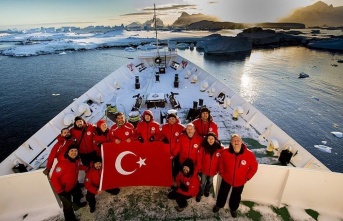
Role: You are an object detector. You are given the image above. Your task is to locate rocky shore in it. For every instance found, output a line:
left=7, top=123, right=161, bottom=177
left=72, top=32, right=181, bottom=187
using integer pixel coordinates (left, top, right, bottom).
left=195, top=27, right=343, bottom=54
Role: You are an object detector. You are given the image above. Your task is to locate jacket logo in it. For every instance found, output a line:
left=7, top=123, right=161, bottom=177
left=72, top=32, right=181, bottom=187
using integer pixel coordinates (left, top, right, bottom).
left=125, top=132, right=129, bottom=136
left=186, top=181, right=190, bottom=186
left=241, top=160, right=246, bottom=165
left=87, top=131, right=91, bottom=136
left=194, top=144, right=198, bottom=148
left=175, top=132, right=179, bottom=136
left=209, top=128, right=213, bottom=131
left=216, top=153, right=220, bottom=157
left=56, top=167, right=61, bottom=172
left=151, top=127, right=155, bottom=131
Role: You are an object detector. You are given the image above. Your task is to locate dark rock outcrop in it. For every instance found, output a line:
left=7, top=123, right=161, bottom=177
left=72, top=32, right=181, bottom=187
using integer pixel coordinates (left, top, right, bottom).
left=172, top=12, right=219, bottom=27
left=187, top=20, right=246, bottom=30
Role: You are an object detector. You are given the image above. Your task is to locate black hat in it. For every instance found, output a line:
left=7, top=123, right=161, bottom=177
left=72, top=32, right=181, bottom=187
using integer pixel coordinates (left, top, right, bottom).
left=64, top=144, right=79, bottom=159
left=74, top=116, right=83, bottom=122
left=167, top=113, right=177, bottom=119
left=200, top=107, right=210, bottom=114
left=206, top=132, right=217, bottom=139
left=93, top=156, right=102, bottom=164
left=181, top=158, right=195, bottom=176
left=67, top=144, right=78, bottom=152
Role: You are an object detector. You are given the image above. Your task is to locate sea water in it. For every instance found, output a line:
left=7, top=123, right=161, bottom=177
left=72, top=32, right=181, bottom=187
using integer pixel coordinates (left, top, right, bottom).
left=0, top=47, right=342, bottom=172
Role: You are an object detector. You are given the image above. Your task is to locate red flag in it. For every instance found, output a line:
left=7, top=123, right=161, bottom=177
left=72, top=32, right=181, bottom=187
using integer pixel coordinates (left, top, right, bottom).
left=100, top=141, right=172, bottom=190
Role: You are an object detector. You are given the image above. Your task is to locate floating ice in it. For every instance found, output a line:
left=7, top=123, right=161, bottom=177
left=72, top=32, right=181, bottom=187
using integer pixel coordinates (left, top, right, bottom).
left=314, top=145, right=332, bottom=153
left=331, top=131, right=342, bottom=138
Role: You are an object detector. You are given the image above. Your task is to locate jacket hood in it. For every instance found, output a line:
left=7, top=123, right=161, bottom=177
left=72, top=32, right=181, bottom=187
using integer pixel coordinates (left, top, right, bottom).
left=181, top=158, right=195, bottom=177
left=56, top=134, right=65, bottom=142
left=141, top=110, right=154, bottom=122
left=96, top=119, right=106, bottom=128
left=73, top=117, right=87, bottom=130
left=198, top=107, right=213, bottom=121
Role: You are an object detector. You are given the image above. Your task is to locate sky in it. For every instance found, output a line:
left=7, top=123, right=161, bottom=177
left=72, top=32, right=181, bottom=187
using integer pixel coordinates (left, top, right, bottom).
left=1, top=0, right=343, bottom=29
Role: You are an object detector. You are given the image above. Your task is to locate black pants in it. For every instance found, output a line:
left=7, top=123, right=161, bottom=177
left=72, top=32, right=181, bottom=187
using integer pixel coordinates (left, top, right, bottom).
left=176, top=192, right=191, bottom=208
left=172, top=156, right=180, bottom=178
left=86, top=191, right=96, bottom=210
left=80, top=151, right=97, bottom=167
left=70, top=182, right=83, bottom=205
left=216, top=179, right=244, bottom=211
left=86, top=188, right=120, bottom=210
left=59, top=193, right=76, bottom=221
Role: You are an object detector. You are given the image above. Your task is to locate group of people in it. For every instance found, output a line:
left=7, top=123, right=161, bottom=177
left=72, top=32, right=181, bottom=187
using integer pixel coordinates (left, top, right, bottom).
left=44, top=106, right=258, bottom=220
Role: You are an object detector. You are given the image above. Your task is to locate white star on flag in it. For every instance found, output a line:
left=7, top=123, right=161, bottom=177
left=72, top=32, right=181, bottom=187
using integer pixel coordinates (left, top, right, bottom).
left=136, top=157, right=146, bottom=168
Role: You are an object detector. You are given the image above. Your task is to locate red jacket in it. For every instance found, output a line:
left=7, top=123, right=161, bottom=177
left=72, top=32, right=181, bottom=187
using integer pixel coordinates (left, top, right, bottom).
left=109, top=122, right=135, bottom=142
left=135, top=110, right=161, bottom=142
left=93, top=128, right=110, bottom=156
left=175, top=171, right=200, bottom=197
left=219, top=143, right=258, bottom=187
left=84, top=166, right=102, bottom=194
left=158, top=120, right=185, bottom=154
left=70, top=123, right=96, bottom=154
left=192, top=118, right=219, bottom=138
left=173, top=133, right=203, bottom=167
left=46, top=135, right=74, bottom=170
left=50, top=158, right=82, bottom=193
left=199, top=144, right=224, bottom=176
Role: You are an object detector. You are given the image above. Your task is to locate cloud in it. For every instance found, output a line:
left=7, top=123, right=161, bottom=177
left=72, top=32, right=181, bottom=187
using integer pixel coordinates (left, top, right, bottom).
left=120, top=4, right=197, bottom=17
left=120, top=12, right=152, bottom=17
left=119, top=3, right=199, bottom=23
left=143, top=4, right=197, bottom=12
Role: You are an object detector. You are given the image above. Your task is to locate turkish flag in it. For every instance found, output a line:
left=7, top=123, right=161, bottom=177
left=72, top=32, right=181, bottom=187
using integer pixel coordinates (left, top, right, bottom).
left=100, top=141, right=172, bottom=190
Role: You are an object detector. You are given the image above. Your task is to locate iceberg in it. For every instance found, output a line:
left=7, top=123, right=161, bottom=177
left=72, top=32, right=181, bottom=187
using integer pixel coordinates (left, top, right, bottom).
left=308, top=38, right=343, bottom=51
left=203, top=36, right=252, bottom=54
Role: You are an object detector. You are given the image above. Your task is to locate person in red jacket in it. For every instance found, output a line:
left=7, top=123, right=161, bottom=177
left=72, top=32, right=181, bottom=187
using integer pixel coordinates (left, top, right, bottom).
left=172, top=158, right=200, bottom=212
left=50, top=144, right=87, bottom=221
left=84, top=156, right=120, bottom=213
left=93, top=119, right=110, bottom=156
left=213, top=134, right=258, bottom=218
left=135, top=109, right=161, bottom=143
left=43, top=128, right=74, bottom=177
left=172, top=123, right=203, bottom=168
left=109, top=112, right=135, bottom=144
left=158, top=113, right=185, bottom=180
left=70, top=116, right=97, bottom=167
left=192, top=107, right=219, bottom=138
left=196, top=132, right=223, bottom=202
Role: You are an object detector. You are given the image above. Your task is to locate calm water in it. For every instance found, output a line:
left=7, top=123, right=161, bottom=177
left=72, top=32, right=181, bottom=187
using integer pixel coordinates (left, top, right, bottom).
left=0, top=47, right=342, bottom=172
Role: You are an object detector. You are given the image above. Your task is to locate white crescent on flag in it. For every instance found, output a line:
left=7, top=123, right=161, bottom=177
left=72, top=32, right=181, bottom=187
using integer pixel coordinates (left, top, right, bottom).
left=115, top=151, right=137, bottom=175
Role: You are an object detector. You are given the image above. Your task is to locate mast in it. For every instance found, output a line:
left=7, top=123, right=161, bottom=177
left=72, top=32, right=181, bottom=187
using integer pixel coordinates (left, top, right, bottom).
left=153, top=4, right=160, bottom=56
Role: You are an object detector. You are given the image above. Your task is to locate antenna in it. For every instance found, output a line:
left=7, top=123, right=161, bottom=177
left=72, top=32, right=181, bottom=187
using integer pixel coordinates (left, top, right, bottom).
left=153, top=4, right=160, bottom=57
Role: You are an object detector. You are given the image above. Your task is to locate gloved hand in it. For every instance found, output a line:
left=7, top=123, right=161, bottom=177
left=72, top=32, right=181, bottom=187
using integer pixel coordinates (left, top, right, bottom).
left=162, top=137, right=169, bottom=144
left=138, top=136, right=144, bottom=143
left=96, top=142, right=102, bottom=148
left=179, top=182, right=188, bottom=192
left=43, top=168, right=50, bottom=176
left=149, top=136, right=155, bottom=142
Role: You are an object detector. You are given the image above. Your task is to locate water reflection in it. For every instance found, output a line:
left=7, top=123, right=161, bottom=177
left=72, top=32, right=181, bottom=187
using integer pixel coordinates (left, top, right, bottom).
left=240, top=63, right=258, bottom=104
